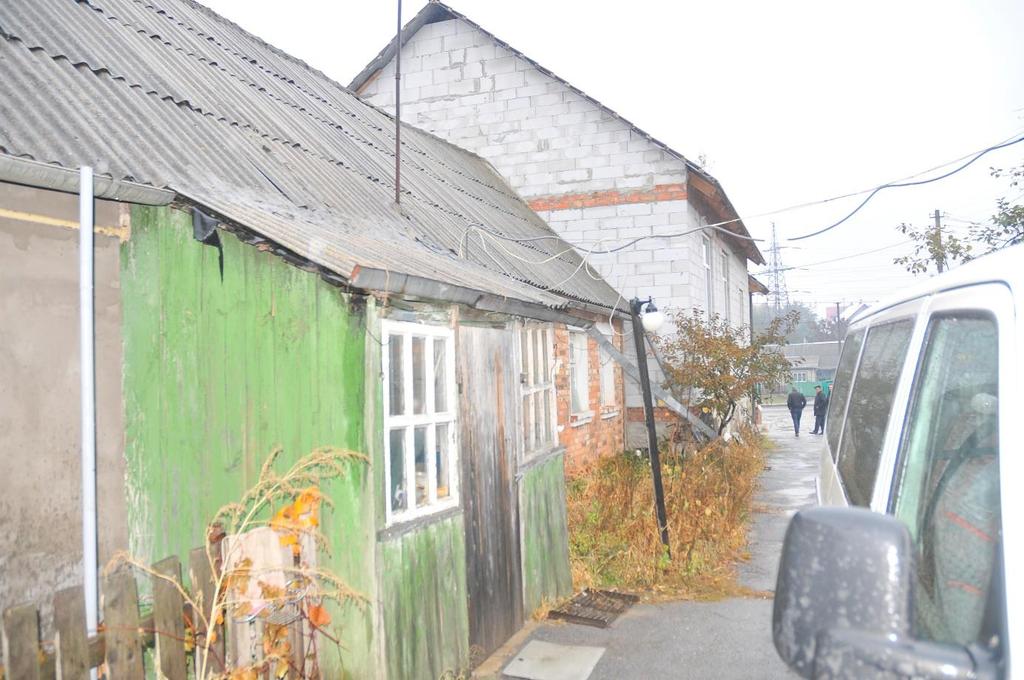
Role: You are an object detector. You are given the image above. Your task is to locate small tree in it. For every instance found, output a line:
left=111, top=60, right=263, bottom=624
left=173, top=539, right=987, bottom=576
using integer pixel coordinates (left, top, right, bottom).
left=657, top=309, right=796, bottom=436
left=973, top=164, right=1024, bottom=252
left=893, top=220, right=972, bottom=275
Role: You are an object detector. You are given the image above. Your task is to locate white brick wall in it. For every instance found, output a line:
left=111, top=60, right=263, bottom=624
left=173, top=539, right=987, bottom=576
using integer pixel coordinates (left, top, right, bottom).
left=359, top=15, right=752, bottom=358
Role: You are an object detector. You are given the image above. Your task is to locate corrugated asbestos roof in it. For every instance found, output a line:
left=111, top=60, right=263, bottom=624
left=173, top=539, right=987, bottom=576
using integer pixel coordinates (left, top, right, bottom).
left=349, top=1, right=764, bottom=266
left=0, top=0, right=623, bottom=310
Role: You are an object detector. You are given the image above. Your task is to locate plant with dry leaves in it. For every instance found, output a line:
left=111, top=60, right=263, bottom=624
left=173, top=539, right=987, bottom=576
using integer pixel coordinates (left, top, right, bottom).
left=656, top=309, right=796, bottom=436
left=566, top=429, right=767, bottom=598
left=106, top=445, right=368, bottom=679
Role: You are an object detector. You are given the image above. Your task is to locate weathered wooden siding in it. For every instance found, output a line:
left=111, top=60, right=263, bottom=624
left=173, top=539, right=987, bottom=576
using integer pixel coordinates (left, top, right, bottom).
left=380, top=515, right=470, bottom=679
left=519, top=453, right=573, bottom=617
left=121, top=205, right=376, bottom=678
left=458, top=324, right=524, bottom=659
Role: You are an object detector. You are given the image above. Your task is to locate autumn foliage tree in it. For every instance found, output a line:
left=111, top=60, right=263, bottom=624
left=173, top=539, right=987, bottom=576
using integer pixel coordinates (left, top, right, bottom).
left=656, top=309, right=796, bottom=436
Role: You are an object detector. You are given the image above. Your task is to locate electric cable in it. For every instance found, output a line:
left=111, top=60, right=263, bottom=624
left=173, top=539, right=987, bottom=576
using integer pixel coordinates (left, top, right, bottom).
left=787, top=134, right=1024, bottom=241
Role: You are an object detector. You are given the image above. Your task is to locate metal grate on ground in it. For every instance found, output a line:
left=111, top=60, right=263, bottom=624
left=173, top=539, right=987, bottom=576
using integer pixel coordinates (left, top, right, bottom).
left=547, top=589, right=640, bottom=628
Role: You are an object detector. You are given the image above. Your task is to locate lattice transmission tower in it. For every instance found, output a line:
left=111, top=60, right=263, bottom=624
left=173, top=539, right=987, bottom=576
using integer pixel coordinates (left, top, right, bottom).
left=767, top=223, right=790, bottom=313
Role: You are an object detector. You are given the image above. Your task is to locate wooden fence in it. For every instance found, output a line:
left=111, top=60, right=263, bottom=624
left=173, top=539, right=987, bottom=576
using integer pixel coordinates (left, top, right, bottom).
left=1, top=547, right=225, bottom=680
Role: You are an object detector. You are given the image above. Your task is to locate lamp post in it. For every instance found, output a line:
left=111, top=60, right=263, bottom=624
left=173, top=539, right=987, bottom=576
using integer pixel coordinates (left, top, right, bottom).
left=629, top=297, right=670, bottom=556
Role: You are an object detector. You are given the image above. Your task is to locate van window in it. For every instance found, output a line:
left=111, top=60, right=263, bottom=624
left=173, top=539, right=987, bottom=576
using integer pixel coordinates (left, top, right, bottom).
left=835, top=319, right=914, bottom=506
left=891, top=313, right=1000, bottom=647
left=826, top=329, right=865, bottom=458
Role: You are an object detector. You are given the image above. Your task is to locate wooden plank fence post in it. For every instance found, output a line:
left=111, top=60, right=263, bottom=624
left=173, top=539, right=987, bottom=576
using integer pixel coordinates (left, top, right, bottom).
left=152, top=556, right=188, bottom=680
left=103, top=570, right=144, bottom=679
left=53, top=586, right=90, bottom=680
left=190, top=546, right=225, bottom=675
left=2, top=604, right=41, bottom=680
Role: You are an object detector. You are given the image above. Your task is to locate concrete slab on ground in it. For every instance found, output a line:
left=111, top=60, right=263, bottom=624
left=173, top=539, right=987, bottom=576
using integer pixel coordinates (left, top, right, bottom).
left=502, top=640, right=605, bottom=680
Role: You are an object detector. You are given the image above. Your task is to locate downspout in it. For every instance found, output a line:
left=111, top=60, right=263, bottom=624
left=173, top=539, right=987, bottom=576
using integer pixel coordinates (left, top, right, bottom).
left=79, top=167, right=99, bottom=647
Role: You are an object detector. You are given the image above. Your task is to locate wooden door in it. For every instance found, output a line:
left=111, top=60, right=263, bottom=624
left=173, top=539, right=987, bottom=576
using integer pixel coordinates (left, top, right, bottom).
left=458, top=324, right=524, bottom=661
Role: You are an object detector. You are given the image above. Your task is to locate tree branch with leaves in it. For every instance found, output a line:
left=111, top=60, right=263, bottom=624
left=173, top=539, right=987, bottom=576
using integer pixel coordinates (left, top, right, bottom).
left=656, top=309, right=797, bottom=436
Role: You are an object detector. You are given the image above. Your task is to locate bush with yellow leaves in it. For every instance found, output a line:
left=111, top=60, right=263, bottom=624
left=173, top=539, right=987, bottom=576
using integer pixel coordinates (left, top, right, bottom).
left=107, top=446, right=368, bottom=679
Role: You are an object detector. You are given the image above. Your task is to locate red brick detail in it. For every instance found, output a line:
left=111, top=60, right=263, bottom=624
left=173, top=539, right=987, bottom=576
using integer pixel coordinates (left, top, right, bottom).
left=527, top=183, right=688, bottom=212
left=554, top=318, right=627, bottom=471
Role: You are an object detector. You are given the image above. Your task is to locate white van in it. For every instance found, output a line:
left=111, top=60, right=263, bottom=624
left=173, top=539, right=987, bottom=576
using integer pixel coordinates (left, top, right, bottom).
left=772, top=244, right=1022, bottom=679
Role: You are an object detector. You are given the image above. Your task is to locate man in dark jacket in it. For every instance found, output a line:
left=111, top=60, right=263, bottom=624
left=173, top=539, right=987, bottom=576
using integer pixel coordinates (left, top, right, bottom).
left=787, top=386, right=807, bottom=437
left=810, top=384, right=829, bottom=435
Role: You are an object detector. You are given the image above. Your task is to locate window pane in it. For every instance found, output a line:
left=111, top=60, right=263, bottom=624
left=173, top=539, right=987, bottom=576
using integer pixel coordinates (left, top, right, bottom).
left=522, top=394, right=532, bottom=450
left=414, top=426, right=429, bottom=507
left=540, top=330, right=550, bottom=384
left=533, top=328, right=543, bottom=385
left=433, top=338, right=447, bottom=413
left=534, top=387, right=544, bottom=443
left=436, top=423, right=451, bottom=499
left=543, top=388, right=553, bottom=444
left=412, top=336, right=426, bottom=415
left=827, top=330, right=865, bottom=456
left=836, top=320, right=914, bottom=506
left=892, top=314, right=999, bottom=646
left=521, top=330, right=530, bottom=385
left=389, top=428, right=407, bottom=512
left=388, top=335, right=405, bottom=416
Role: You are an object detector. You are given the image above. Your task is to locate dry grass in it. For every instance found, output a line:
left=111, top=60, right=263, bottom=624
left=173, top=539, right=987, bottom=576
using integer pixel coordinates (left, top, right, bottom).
left=566, top=427, right=767, bottom=600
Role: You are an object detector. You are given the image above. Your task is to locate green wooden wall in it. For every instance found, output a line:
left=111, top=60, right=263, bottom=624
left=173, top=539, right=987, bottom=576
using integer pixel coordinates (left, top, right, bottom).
left=380, top=515, right=470, bottom=680
left=121, top=205, right=376, bottom=678
left=519, top=453, right=573, bottom=617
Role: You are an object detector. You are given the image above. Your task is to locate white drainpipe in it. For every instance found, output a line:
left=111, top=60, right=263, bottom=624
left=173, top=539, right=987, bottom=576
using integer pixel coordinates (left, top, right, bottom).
left=79, top=166, right=99, bottom=642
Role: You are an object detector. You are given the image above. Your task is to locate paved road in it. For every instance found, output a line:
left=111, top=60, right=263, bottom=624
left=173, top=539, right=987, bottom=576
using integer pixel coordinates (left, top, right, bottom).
left=492, top=405, right=822, bottom=679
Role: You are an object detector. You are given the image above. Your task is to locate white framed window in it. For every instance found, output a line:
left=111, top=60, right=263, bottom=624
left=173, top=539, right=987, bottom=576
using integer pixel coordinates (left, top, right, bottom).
left=596, top=323, right=617, bottom=409
left=520, top=324, right=558, bottom=456
left=702, top=235, right=713, bottom=313
left=569, top=331, right=591, bottom=415
left=720, top=250, right=730, bottom=322
left=382, top=320, right=458, bottom=526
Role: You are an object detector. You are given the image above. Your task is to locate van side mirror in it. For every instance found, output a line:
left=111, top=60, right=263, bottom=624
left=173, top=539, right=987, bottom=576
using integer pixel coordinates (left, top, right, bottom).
left=773, top=507, right=995, bottom=679
left=773, top=507, right=913, bottom=677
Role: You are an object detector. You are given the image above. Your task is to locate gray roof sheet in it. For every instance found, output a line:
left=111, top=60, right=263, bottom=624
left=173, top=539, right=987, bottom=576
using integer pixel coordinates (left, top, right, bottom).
left=0, top=0, right=622, bottom=310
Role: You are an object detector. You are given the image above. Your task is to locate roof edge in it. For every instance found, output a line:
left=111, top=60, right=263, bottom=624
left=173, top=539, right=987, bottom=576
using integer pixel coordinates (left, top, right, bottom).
left=0, top=154, right=176, bottom=205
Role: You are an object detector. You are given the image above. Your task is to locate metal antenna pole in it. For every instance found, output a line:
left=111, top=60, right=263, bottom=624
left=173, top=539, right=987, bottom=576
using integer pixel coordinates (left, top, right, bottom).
left=394, top=0, right=402, bottom=204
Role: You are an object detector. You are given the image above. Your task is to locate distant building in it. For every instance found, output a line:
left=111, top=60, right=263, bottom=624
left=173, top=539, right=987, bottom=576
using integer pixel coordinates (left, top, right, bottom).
left=782, top=341, right=843, bottom=386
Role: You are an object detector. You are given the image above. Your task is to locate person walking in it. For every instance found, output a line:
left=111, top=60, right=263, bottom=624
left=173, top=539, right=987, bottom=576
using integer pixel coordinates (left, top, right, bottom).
left=810, top=385, right=829, bottom=435
left=787, top=386, right=807, bottom=437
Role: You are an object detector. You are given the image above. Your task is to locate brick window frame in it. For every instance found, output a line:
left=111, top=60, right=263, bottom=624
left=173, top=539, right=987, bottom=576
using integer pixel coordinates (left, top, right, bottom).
left=520, top=323, right=558, bottom=457
left=569, top=330, right=592, bottom=420
left=596, top=323, right=618, bottom=411
left=382, top=320, right=458, bottom=527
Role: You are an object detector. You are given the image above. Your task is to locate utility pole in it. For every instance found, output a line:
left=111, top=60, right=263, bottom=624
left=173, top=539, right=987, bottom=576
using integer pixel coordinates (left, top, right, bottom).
left=933, top=209, right=944, bottom=273
left=835, top=301, right=842, bottom=355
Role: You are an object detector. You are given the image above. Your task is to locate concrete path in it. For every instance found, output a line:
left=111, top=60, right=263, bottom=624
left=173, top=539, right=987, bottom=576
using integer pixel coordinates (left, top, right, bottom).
left=482, top=405, right=822, bottom=680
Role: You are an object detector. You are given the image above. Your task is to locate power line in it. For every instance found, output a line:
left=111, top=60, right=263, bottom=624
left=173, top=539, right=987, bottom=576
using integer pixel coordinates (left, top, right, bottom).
left=787, top=134, right=1024, bottom=241
left=752, top=238, right=913, bottom=276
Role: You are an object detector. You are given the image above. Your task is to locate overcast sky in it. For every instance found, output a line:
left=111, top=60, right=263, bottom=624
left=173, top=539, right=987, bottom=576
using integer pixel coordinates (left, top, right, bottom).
left=202, top=0, right=1024, bottom=312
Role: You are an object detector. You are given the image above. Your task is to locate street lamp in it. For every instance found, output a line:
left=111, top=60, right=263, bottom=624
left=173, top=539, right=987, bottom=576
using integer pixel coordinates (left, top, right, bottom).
left=629, top=297, right=670, bottom=556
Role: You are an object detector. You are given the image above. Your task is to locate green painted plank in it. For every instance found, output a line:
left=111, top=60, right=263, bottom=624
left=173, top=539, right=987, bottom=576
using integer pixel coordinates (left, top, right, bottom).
left=380, top=515, right=470, bottom=680
left=520, top=454, right=573, bottom=617
left=121, top=205, right=376, bottom=678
